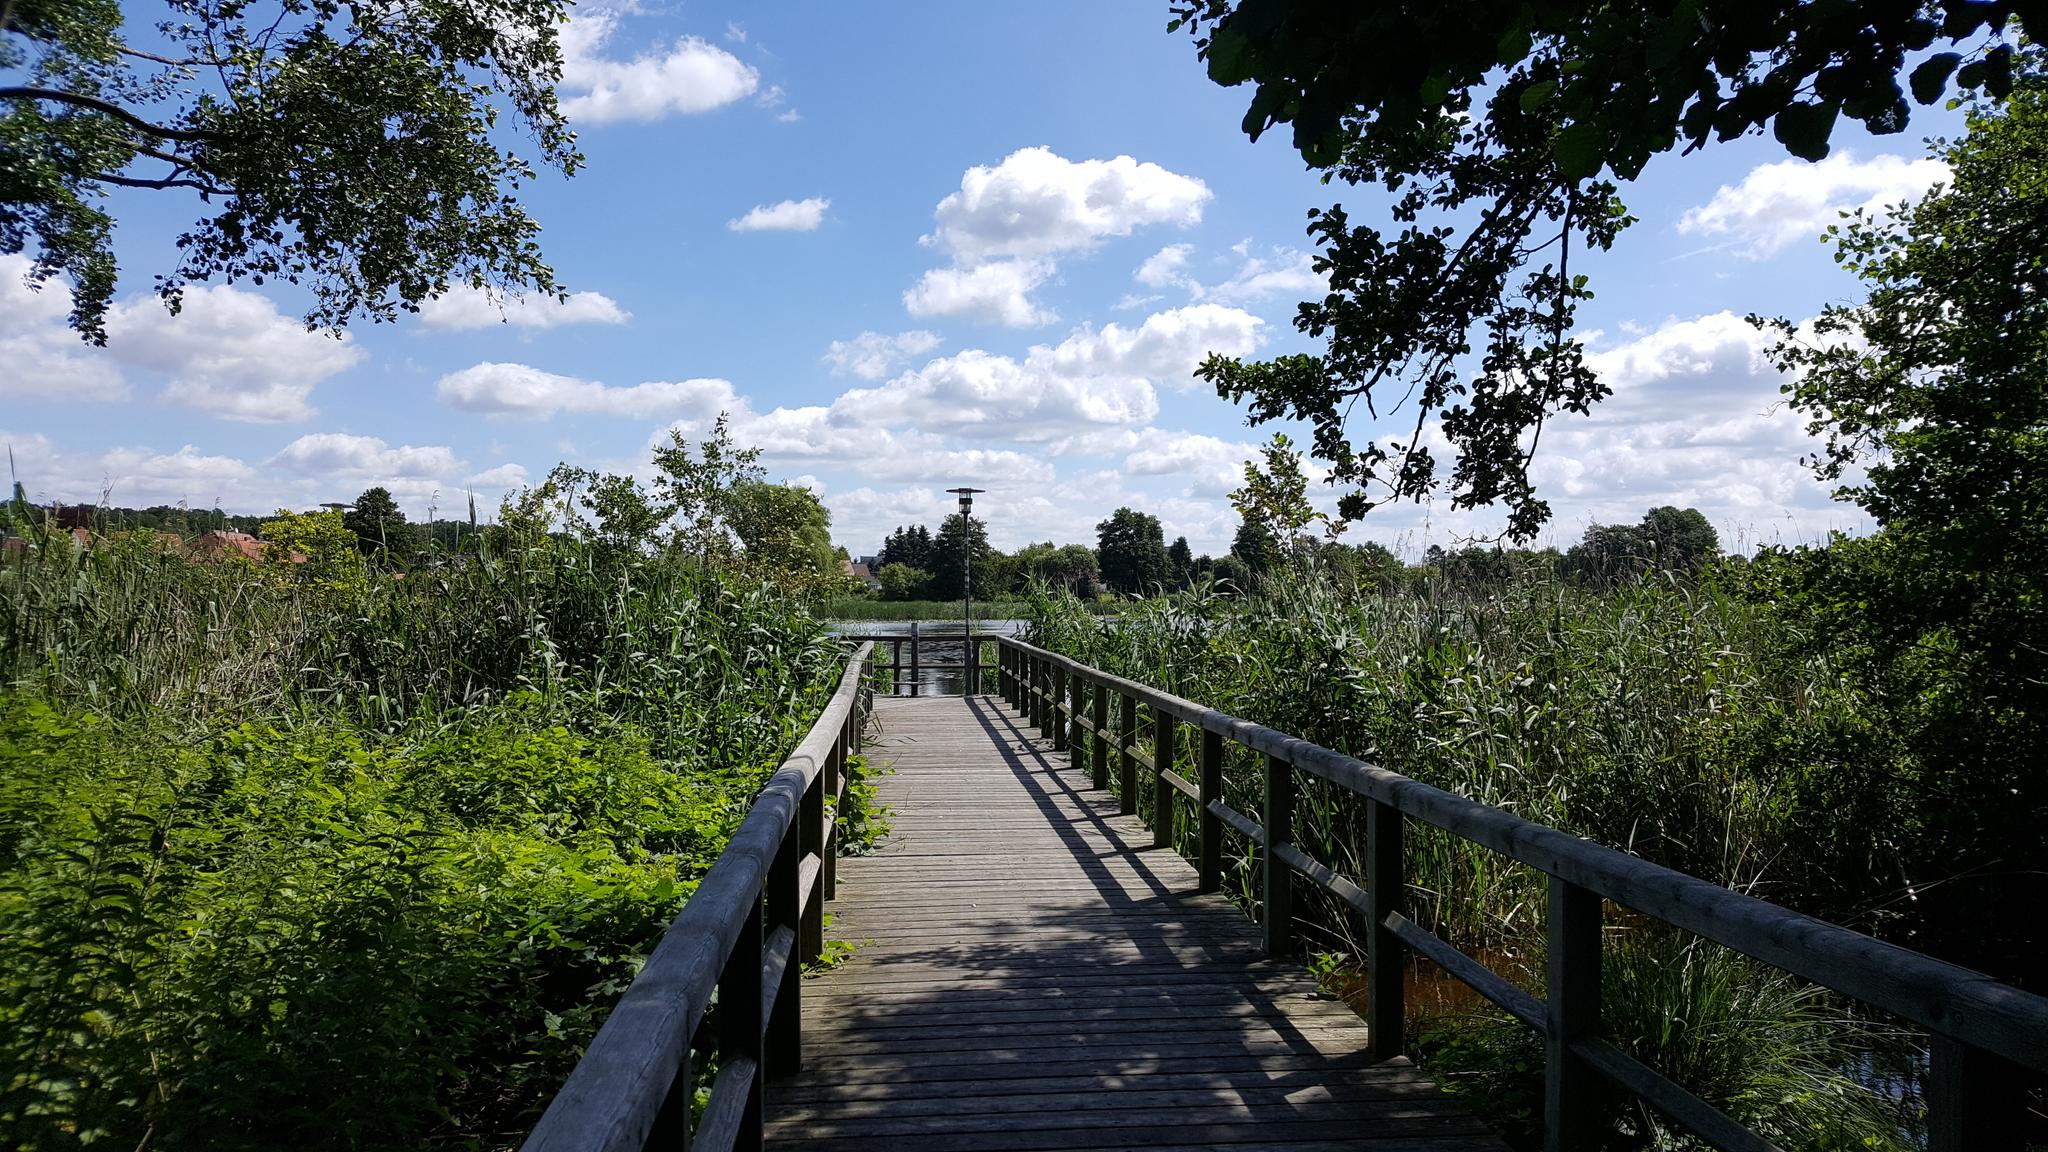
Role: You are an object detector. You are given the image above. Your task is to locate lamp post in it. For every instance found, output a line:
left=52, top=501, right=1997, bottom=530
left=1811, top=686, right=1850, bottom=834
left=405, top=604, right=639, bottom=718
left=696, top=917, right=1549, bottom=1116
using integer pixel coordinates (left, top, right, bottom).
left=946, top=487, right=984, bottom=695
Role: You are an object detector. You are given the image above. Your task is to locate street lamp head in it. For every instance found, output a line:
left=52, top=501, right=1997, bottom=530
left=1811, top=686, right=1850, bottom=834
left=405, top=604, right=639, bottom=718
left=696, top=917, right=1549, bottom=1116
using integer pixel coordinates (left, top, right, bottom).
left=946, top=486, right=985, bottom=515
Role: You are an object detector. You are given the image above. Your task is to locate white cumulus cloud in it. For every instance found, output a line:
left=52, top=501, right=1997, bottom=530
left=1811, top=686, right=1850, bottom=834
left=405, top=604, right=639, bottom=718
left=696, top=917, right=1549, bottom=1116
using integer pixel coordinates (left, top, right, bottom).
left=268, top=433, right=461, bottom=478
left=106, top=286, right=363, bottom=422
left=928, top=147, right=1211, bottom=263
left=1679, top=151, right=1948, bottom=259
left=0, top=255, right=128, bottom=403
left=558, top=10, right=759, bottom=124
left=437, top=362, right=737, bottom=420
left=823, top=330, right=942, bottom=380
left=728, top=197, right=830, bottom=233
left=903, top=260, right=1057, bottom=327
left=418, top=284, right=630, bottom=330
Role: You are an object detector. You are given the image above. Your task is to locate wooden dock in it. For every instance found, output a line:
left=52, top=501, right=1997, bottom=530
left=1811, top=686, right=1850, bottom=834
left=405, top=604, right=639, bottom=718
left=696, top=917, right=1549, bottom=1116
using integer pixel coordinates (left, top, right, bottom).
left=767, top=694, right=1504, bottom=1152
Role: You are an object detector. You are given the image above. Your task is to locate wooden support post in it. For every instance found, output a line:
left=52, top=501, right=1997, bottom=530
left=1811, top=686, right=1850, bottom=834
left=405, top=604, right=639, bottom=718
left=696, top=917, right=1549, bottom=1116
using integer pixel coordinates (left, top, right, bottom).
left=1090, top=681, right=1109, bottom=790
left=1118, top=691, right=1139, bottom=816
left=719, top=899, right=765, bottom=1152
left=1067, top=674, right=1085, bottom=772
left=799, top=767, right=825, bottom=967
left=1056, top=664, right=1073, bottom=754
left=1926, top=1035, right=2030, bottom=1152
left=1152, top=710, right=1175, bottom=850
left=1262, top=753, right=1295, bottom=957
left=908, top=624, right=920, bottom=698
left=1544, top=876, right=1602, bottom=1152
left=821, top=732, right=841, bottom=901
left=890, top=638, right=902, bottom=696
left=964, top=631, right=978, bottom=696
left=1033, top=655, right=1047, bottom=732
left=765, top=819, right=801, bottom=1078
left=647, top=1047, right=694, bottom=1150
left=1197, top=728, right=1223, bottom=893
left=999, top=645, right=1012, bottom=706
left=1366, top=798, right=1405, bottom=1061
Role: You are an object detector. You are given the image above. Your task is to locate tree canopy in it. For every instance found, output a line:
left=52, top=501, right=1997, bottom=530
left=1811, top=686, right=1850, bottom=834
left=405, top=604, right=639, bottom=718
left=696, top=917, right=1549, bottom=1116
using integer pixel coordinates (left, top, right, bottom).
left=2, top=0, right=579, bottom=341
left=1172, top=0, right=2037, bottom=539
left=1096, top=507, right=1171, bottom=595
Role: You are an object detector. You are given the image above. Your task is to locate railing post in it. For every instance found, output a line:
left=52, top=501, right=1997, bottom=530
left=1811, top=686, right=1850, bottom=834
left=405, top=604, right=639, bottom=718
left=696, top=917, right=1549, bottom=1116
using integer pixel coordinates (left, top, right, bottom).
left=1118, top=691, right=1139, bottom=816
left=1031, top=654, right=1046, bottom=732
left=1051, top=664, right=1067, bottom=752
left=799, top=761, right=826, bottom=966
left=1367, top=798, right=1405, bottom=1061
left=765, top=818, right=802, bottom=1078
left=908, top=623, right=920, bottom=698
left=1090, top=678, right=1109, bottom=790
left=1263, top=753, right=1294, bottom=957
left=822, top=716, right=842, bottom=901
left=1067, top=673, right=1085, bottom=772
left=1544, top=876, right=1603, bottom=1152
left=1926, top=1035, right=2030, bottom=1152
left=1151, top=709, right=1175, bottom=850
left=965, top=630, right=978, bottom=696
left=998, top=644, right=1011, bottom=705
left=719, top=898, right=765, bottom=1152
left=1197, top=728, right=1223, bottom=893
left=891, top=638, right=902, bottom=696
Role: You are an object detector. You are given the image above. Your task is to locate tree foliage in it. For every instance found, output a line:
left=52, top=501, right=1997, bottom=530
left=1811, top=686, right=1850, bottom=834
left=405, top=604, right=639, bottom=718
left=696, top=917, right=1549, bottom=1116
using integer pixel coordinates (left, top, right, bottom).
left=651, top=414, right=765, bottom=565
left=927, top=513, right=993, bottom=602
left=726, top=482, right=838, bottom=587
left=2, top=0, right=580, bottom=341
left=1096, top=507, right=1171, bottom=595
left=343, top=486, right=410, bottom=561
left=1750, top=64, right=2048, bottom=979
left=1171, top=0, right=2036, bottom=538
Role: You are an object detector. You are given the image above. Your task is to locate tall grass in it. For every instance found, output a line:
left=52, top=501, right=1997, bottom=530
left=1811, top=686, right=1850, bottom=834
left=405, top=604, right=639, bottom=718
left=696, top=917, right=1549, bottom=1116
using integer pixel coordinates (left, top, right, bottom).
left=1025, top=571, right=1920, bottom=1150
left=0, top=528, right=876, bottom=1151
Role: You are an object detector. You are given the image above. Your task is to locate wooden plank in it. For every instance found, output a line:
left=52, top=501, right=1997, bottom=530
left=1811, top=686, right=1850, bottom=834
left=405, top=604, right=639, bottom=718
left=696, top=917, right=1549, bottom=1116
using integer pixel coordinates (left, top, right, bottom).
left=767, top=695, right=1503, bottom=1151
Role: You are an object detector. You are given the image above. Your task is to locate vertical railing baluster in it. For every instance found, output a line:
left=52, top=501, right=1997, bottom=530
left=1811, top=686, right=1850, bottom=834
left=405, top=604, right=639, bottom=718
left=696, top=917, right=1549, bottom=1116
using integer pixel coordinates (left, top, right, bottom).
left=1067, top=673, right=1084, bottom=772
left=891, top=638, right=902, bottom=696
left=1032, top=654, right=1046, bottom=732
left=1263, top=753, right=1295, bottom=957
left=908, top=623, right=920, bottom=698
left=1118, top=691, right=1139, bottom=817
left=1197, top=729, right=1223, bottom=893
left=1090, top=678, right=1109, bottom=790
left=765, top=817, right=801, bottom=1078
left=1152, top=709, right=1175, bottom=850
left=1367, top=798, right=1405, bottom=1061
left=1926, top=1035, right=2029, bottom=1152
left=799, top=759, right=825, bottom=966
left=646, top=1048, right=694, bottom=1151
left=720, top=898, right=765, bottom=1152
left=822, top=714, right=841, bottom=901
left=1544, top=876, right=1602, bottom=1152
left=1056, top=660, right=1073, bottom=750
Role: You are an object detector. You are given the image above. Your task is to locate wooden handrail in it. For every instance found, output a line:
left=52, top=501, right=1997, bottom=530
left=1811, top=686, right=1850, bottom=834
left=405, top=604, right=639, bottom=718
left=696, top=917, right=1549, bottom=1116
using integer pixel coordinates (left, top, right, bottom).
left=522, top=642, right=875, bottom=1152
left=995, top=636, right=2048, bottom=1152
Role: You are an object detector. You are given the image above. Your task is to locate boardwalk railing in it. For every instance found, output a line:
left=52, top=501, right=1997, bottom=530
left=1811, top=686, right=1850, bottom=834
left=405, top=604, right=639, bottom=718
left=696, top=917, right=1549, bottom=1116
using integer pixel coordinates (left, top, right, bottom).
left=996, top=636, right=2048, bottom=1152
left=522, top=642, right=874, bottom=1152
left=872, top=625, right=996, bottom=696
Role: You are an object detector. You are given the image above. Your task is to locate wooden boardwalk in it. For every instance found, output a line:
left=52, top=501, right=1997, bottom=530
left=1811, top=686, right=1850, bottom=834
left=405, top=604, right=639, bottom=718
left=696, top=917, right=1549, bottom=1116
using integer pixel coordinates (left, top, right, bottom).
left=766, top=694, right=1505, bottom=1152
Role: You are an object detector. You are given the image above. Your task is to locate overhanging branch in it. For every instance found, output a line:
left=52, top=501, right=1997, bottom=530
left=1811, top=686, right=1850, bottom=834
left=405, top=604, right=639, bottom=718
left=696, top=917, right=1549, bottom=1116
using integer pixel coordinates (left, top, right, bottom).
left=0, top=86, right=217, bottom=142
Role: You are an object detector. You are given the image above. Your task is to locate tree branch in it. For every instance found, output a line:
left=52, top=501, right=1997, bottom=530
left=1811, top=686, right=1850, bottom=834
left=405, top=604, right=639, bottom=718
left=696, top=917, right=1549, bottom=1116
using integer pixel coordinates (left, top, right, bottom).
left=115, top=46, right=214, bottom=67
left=92, top=171, right=225, bottom=193
left=0, top=86, right=216, bottom=142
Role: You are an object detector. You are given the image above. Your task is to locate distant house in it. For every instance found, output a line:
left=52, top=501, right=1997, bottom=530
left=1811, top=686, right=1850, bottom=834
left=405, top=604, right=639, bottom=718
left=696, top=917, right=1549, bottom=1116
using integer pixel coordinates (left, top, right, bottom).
left=191, top=530, right=268, bottom=562
left=844, top=560, right=879, bottom=589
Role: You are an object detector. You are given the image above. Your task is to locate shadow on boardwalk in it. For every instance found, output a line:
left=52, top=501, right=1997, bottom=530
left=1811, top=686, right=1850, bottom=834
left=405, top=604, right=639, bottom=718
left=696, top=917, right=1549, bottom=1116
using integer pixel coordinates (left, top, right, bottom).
left=764, top=694, right=1504, bottom=1152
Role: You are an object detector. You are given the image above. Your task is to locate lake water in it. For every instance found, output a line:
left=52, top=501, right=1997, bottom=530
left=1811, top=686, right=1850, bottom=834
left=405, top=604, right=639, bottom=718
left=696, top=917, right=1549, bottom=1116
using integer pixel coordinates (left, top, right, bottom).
left=826, top=620, right=1025, bottom=696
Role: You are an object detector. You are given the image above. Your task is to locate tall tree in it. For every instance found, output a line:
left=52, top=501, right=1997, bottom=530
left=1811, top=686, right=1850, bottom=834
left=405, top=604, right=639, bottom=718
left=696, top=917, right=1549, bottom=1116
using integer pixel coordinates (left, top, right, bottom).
left=651, top=413, right=764, bottom=566
left=1172, top=0, right=2035, bottom=539
left=1230, top=516, right=1281, bottom=576
left=343, top=486, right=411, bottom=560
left=1096, top=507, right=1171, bottom=596
left=3, top=0, right=580, bottom=341
left=1230, top=432, right=1325, bottom=562
left=927, top=513, right=993, bottom=602
left=728, top=482, right=838, bottom=583
left=1167, top=536, right=1195, bottom=588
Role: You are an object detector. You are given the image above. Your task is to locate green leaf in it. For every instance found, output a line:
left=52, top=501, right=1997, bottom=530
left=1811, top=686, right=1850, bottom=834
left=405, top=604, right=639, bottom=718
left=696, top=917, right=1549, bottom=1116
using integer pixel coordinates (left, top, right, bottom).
left=1497, top=27, right=1533, bottom=65
left=1519, top=80, right=1558, bottom=113
left=1909, top=53, right=1960, bottom=104
left=1552, top=121, right=1604, bottom=180
left=1206, top=27, right=1251, bottom=85
left=1773, top=101, right=1839, bottom=161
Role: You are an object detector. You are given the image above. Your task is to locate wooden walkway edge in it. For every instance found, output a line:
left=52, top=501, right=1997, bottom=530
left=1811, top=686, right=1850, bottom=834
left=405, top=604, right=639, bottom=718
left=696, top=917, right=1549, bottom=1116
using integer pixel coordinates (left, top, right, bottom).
left=766, top=694, right=1505, bottom=1151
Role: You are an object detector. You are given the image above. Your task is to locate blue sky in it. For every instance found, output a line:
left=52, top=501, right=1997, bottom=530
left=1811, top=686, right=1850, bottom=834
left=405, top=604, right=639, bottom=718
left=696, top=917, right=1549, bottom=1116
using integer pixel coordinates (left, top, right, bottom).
left=4, top=3, right=1963, bottom=556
